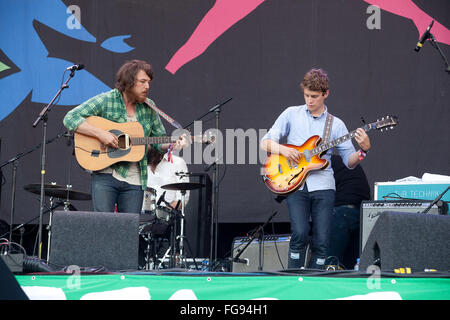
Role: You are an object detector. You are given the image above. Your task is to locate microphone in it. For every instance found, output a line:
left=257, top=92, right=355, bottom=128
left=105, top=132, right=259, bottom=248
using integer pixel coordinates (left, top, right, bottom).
left=157, top=191, right=166, bottom=206
left=66, top=64, right=85, bottom=71
left=228, top=257, right=249, bottom=264
left=415, top=20, right=434, bottom=52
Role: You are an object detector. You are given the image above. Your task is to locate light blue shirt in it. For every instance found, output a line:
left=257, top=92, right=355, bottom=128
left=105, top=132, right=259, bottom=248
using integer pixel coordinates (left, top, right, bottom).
left=261, top=105, right=356, bottom=191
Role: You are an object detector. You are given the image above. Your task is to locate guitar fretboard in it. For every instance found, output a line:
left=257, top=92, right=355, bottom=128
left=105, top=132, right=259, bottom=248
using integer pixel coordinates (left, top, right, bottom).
left=311, top=123, right=374, bottom=156
left=131, top=136, right=174, bottom=145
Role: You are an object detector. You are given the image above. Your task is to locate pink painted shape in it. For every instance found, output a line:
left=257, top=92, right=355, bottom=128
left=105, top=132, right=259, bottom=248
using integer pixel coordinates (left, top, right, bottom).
left=165, top=0, right=265, bottom=74
left=166, top=0, right=449, bottom=74
left=364, top=0, right=450, bottom=45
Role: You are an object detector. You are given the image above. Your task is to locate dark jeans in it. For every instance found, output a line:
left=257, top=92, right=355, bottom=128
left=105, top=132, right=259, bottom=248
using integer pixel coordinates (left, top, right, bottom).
left=286, top=184, right=335, bottom=269
left=328, top=205, right=360, bottom=269
left=91, top=173, right=144, bottom=213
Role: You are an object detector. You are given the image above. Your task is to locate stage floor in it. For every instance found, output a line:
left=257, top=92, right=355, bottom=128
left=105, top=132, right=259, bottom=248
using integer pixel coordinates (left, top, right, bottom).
left=15, top=269, right=450, bottom=300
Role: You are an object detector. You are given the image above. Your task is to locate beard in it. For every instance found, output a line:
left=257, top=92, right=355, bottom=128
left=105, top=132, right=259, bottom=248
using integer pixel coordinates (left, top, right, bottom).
left=125, top=87, right=148, bottom=104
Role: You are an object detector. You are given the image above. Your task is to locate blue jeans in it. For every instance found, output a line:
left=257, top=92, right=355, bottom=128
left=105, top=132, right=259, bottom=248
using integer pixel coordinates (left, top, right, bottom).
left=91, top=173, right=144, bottom=213
left=328, top=205, right=360, bottom=269
left=286, top=184, right=335, bottom=269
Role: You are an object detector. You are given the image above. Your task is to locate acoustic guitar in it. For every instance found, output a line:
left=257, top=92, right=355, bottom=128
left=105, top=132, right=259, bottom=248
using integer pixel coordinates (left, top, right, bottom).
left=262, top=116, right=399, bottom=195
left=74, top=116, right=214, bottom=171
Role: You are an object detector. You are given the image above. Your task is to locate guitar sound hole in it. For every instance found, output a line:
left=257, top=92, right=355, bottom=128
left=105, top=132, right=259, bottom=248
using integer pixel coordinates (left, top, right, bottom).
left=117, top=134, right=130, bottom=149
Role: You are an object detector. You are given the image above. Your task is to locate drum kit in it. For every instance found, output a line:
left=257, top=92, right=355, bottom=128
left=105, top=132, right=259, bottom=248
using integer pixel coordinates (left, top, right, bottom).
left=140, top=180, right=204, bottom=270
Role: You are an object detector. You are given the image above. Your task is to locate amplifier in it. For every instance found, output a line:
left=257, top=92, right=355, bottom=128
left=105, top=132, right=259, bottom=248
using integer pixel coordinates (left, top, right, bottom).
left=231, top=234, right=290, bottom=272
left=360, top=200, right=440, bottom=253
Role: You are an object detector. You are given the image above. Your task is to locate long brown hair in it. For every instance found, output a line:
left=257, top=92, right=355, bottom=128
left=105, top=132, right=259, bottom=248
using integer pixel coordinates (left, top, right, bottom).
left=148, top=147, right=165, bottom=169
left=115, top=60, right=154, bottom=93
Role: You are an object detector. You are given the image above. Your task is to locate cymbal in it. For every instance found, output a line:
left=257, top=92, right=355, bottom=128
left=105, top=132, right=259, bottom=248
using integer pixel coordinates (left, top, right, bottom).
left=24, top=183, right=91, bottom=201
left=161, top=182, right=205, bottom=191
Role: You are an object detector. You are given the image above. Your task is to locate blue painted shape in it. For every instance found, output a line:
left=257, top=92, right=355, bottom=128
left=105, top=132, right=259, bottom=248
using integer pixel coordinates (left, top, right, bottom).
left=101, top=35, right=134, bottom=53
left=0, top=0, right=134, bottom=121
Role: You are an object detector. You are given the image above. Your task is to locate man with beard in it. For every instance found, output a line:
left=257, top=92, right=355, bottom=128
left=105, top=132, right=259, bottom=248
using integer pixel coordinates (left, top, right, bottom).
left=64, top=60, right=187, bottom=213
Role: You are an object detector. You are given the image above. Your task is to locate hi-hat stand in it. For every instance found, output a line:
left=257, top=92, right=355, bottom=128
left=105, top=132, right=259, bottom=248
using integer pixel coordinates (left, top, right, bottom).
left=161, top=182, right=204, bottom=268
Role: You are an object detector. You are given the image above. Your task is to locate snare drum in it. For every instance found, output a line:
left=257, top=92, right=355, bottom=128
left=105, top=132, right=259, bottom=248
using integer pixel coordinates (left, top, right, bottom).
left=142, top=187, right=157, bottom=213
left=154, top=206, right=172, bottom=222
left=140, top=206, right=173, bottom=235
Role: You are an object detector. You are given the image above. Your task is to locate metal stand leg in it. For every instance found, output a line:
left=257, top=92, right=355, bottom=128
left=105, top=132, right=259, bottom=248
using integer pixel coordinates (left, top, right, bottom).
left=46, top=198, right=54, bottom=263
left=177, top=191, right=187, bottom=268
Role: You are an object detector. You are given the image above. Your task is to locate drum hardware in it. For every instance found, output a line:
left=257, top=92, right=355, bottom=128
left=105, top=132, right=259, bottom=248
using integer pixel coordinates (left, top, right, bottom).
left=23, top=182, right=90, bottom=262
left=142, top=187, right=157, bottom=213
left=161, top=182, right=204, bottom=268
left=139, top=232, right=169, bottom=271
left=139, top=206, right=175, bottom=270
left=0, top=128, right=75, bottom=259
left=139, top=188, right=176, bottom=270
left=24, top=183, right=92, bottom=201
left=138, top=181, right=205, bottom=270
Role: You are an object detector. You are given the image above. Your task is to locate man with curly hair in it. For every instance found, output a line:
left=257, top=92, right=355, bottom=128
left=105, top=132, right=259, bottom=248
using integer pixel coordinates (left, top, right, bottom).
left=260, top=68, right=371, bottom=269
left=64, top=60, right=187, bottom=213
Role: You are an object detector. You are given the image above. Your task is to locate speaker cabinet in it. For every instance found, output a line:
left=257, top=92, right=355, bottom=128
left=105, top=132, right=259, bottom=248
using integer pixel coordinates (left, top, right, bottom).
left=231, top=234, right=290, bottom=272
left=360, top=200, right=440, bottom=254
left=48, top=211, right=139, bottom=271
left=360, top=211, right=450, bottom=272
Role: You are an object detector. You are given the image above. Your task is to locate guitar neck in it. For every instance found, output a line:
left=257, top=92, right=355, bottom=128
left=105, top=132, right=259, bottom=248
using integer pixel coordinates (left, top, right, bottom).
left=131, top=136, right=174, bottom=145
left=311, top=123, right=374, bottom=156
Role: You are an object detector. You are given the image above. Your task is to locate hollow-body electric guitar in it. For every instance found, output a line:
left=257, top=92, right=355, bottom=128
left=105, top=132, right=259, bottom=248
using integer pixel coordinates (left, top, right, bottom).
left=74, top=116, right=214, bottom=171
left=262, top=116, right=398, bottom=195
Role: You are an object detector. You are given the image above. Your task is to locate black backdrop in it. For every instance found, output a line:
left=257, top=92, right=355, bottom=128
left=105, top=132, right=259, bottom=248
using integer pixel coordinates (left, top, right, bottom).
left=0, top=0, right=449, bottom=231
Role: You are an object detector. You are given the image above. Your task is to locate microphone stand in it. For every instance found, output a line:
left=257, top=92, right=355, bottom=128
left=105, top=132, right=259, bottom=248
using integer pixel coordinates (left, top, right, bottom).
left=182, top=97, right=232, bottom=129
left=421, top=185, right=450, bottom=214
left=232, top=211, right=278, bottom=271
left=182, top=97, right=233, bottom=271
left=32, top=69, right=76, bottom=259
left=428, top=33, right=450, bottom=73
left=0, top=131, right=66, bottom=255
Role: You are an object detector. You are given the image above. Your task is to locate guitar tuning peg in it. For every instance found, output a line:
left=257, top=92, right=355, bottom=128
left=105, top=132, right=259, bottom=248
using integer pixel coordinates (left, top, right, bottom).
left=380, top=129, right=383, bottom=132
left=390, top=126, right=394, bottom=129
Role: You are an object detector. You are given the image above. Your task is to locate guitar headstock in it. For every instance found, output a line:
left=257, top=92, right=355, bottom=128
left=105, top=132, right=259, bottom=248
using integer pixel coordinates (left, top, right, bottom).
left=372, top=115, right=399, bottom=132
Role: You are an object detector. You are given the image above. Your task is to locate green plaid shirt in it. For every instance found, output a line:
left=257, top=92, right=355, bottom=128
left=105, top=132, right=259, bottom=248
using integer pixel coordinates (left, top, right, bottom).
left=63, top=88, right=166, bottom=190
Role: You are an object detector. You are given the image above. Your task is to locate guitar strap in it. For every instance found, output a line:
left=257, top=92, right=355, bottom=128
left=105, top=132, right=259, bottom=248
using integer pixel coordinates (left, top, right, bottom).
left=321, top=113, right=334, bottom=145
left=145, top=99, right=183, bottom=130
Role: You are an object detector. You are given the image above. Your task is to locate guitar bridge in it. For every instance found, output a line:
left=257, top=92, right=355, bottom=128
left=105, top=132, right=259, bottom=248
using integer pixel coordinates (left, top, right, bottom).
left=91, top=150, right=100, bottom=157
